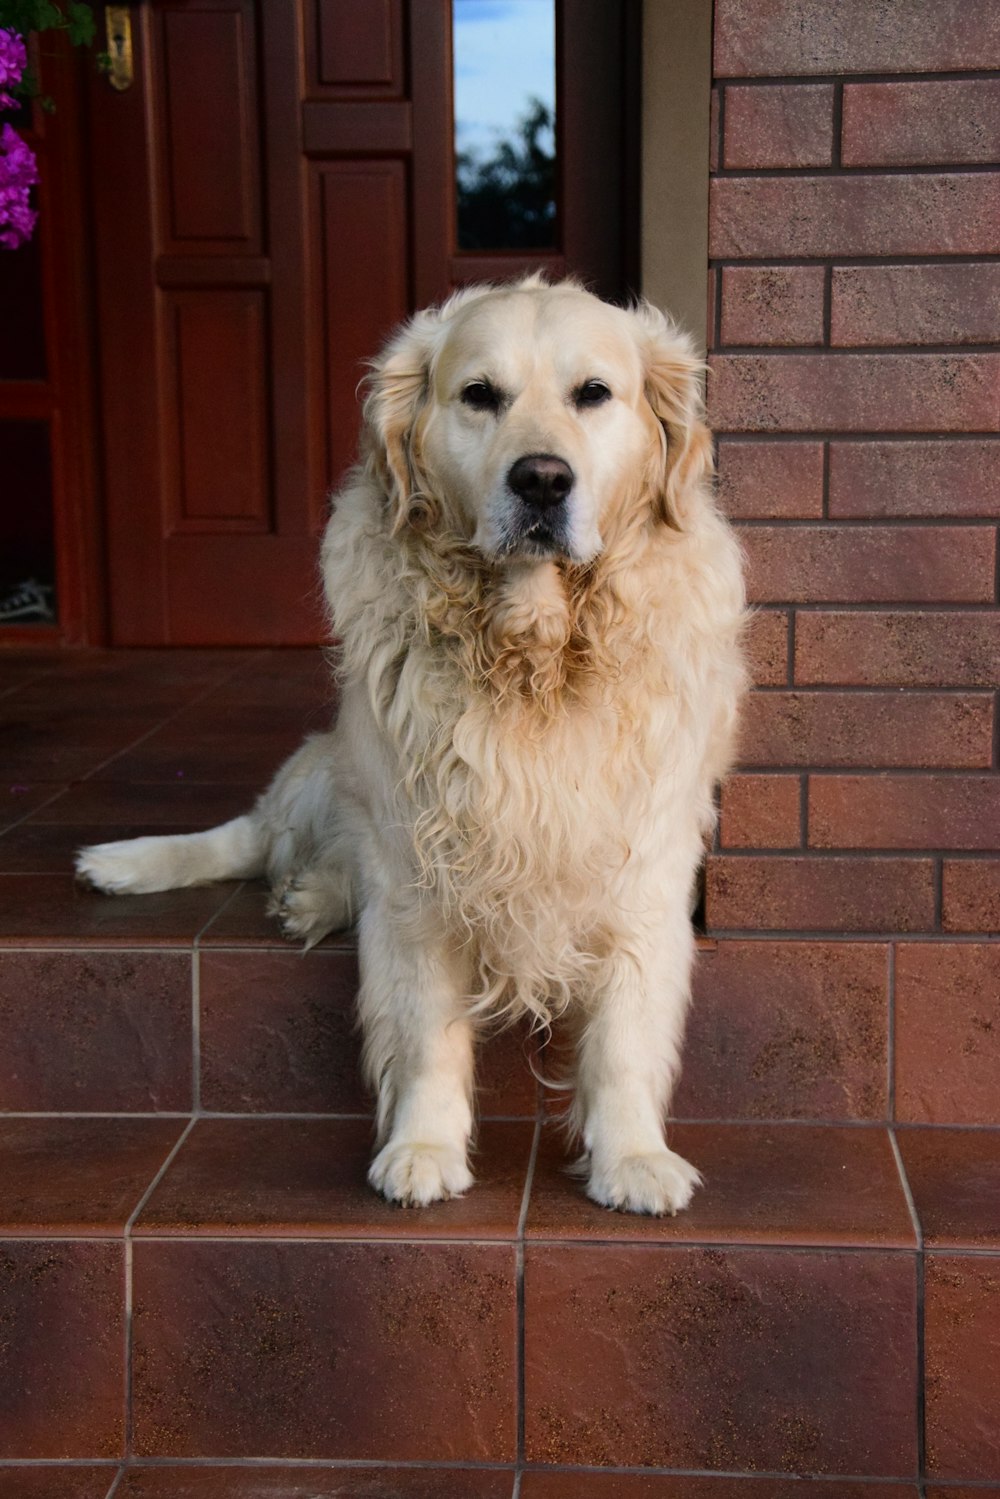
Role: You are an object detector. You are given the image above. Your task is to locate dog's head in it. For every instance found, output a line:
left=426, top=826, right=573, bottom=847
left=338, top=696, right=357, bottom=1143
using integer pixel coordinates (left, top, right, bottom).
left=363, top=278, right=710, bottom=564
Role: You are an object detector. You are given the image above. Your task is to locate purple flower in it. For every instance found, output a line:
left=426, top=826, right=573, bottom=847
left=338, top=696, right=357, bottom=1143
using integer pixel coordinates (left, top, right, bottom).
left=0, top=28, right=27, bottom=111
left=0, top=121, right=38, bottom=249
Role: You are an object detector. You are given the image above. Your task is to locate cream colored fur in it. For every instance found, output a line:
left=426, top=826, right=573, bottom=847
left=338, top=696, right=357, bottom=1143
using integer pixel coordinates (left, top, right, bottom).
left=77, top=279, right=747, bottom=1214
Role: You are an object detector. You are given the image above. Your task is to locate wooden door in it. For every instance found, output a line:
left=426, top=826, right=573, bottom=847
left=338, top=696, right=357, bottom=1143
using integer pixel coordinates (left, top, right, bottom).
left=89, top=0, right=637, bottom=645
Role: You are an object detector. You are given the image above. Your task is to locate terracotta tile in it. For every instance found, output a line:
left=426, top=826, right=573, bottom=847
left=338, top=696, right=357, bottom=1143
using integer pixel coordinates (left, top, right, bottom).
left=197, top=883, right=352, bottom=948
left=94, top=706, right=311, bottom=784
left=135, top=1118, right=533, bottom=1240
left=0, top=950, right=191, bottom=1110
left=117, top=1466, right=513, bottom=1497
left=0, top=782, right=65, bottom=832
left=199, top=948, right=365, bottom=1112
left=897, top=1128, right=1000, bottom=1248
left=0, top=875, right=238, bottom=948
left=132, top=1239, right=516, bottom=1459
left=0, top=822, right=203, bottom=874
left=0, top=1240, right=124, bottom=1457
left=200, top=949, right=537, bottom=1116
left=0, top=1469, right=118, bottom=1498
left=0, top=705, right=164, bottom=780
left=0, top=1118, right=183, bottom=1234
left=210, top=647, right=335, bottom=708
left=524, top=1243, right=917, bottom=1473
left=895, top=944, right=1000, bottom=1125
left=526, top=1124, right=914, bottom=1248
left=522, top=1476, right=918, bottom=1498
left=678, top=941, right=889, bottom=1121
left=925, top=1253, right=1000, bottom=1479
left=28, top=781, right=260, bottom=826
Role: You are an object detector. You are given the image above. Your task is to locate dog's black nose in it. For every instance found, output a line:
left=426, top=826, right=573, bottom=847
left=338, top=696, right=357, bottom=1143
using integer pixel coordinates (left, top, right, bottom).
left=507, top=454, right=575, bottom=510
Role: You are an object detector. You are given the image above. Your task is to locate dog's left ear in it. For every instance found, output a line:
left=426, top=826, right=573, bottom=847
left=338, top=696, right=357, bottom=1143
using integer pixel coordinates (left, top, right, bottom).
left=363, top=308, right=442, bottom=533
left=633, top=303, right=713, bottom=530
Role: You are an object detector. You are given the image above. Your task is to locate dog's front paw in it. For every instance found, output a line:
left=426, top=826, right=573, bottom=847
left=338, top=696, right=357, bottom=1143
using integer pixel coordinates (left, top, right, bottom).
left=368, top=1140, right=473, bottom=1207
left=587, top=1149, right=702, bottom=1216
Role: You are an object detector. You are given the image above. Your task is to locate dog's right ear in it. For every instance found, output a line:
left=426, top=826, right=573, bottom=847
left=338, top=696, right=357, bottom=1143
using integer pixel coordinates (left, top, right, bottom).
left=362, top=308, right=442, bottom=534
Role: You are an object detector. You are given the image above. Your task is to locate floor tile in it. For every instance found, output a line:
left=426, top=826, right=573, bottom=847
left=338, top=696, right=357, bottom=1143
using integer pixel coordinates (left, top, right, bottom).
left=132, top=1239, right=517, bottom=1459
left=0, top=705, right=165, bottom=780
left=115, top=1466, right=513, bottom=1497
left=0, top=1240, right=124, bottom=1457
left=93, top=706, right=309, bottom=784
left=521, top=1476, right=919, bottom=1497
left=895, top=943, right=1000, bottom=1125
left=897, top=1127, right=1000, bottom=1248
left=198, top=948, right=366, bottom=1113
left=0, top=782, right=66, bottom=833
left=526, top=1124, right=916, bottom=1247
left=27, top=782, right=260, bottom=826
left=0, top=875, right=239, bottom=947
left=134, top=1118, right=534, bottom=1240
left=209, top=646, right=335, bottom=707
left=0, top=1118, right=184, bottom=1234
left=925, top=1253, right=1000, bottom=1480
left=677, top=940, right=889, bottom=1121
left=524, top=1243, right=917, bottom=1474
left=0, top=1468, right=118, bottom=1498
left=0, top=948, right=191, bottom=1111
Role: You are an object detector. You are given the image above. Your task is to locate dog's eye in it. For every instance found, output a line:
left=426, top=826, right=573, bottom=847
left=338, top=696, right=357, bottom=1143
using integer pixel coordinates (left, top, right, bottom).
left=461, top=381, right=502, bottom=413
left=575, top=380, right=612, bottom=409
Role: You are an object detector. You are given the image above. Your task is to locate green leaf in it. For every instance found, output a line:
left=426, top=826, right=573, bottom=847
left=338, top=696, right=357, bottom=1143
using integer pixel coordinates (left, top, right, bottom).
left=65, top=2, right=94, bottom=47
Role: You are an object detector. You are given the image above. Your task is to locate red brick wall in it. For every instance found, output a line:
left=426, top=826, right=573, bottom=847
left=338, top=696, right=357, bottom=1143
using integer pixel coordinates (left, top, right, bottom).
left=697, top=0, right=999, bottom=1125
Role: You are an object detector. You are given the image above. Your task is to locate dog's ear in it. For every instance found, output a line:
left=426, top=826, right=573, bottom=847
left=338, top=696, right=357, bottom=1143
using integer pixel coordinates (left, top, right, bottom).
left=363, top=308, right=442, bottom=534
left=633, top=302, right=712, bottom=531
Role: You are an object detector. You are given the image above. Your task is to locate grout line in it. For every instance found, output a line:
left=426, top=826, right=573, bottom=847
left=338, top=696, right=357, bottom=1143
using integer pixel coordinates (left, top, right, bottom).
left=191, top=948, right=201, bottom=1113
left=104, top=1468, right=126, bottom=1499
left=516, top=1119, right=542, bottom=1469
left=123, top=1117, right=198, bottom=1454
left=511, top=1470, right=523, bottom=1499
left=713, top=69, right=1000, bottom=86
left=192, top=879, right=249, bottom=944
left=887, top=943, right=896, bottom=1120
left=889, top=1126, right=926, bottom=1482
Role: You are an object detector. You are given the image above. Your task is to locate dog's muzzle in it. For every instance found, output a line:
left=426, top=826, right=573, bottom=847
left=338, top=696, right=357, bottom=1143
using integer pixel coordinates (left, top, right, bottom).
left=504, top=453, right=575, bottom=555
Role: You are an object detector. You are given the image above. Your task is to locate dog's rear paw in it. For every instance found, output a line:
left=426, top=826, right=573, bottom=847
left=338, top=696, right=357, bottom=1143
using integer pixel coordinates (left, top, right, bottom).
left=269, top=871, right=349, bottom=949
left=587, top=1149, right=701, bottom=1216
left=76, top=840, right=155, bottom=895
left=368, top=1140, right=473, bottom=1207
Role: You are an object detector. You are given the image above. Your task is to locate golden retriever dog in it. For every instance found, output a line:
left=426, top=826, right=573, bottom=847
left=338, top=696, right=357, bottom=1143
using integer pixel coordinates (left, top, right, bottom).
left=78, top=278, right=746, bottom=1215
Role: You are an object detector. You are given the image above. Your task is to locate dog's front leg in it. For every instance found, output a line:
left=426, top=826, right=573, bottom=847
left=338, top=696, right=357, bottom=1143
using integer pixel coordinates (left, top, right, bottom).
left=358, top=893, right=475, bottom=1206
left=574, top=919, right=701, bottom=1216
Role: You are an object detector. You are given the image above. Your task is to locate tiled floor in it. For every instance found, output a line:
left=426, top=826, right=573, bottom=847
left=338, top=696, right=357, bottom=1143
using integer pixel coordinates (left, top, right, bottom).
left=0, top=648, right=998, bottom=1497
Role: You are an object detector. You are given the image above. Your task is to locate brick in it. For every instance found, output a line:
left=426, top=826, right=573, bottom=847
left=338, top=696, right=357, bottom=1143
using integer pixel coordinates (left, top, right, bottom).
left=744, top=608, right=788, bottom=686
left=709, top=354, right=1000, bottom=433
left=723, top=84, right=834, bottom=168
left=942, top=859, right=1000, bottom=933
left=831, top=265, right=1000, bottom=347
left=897, top=945, right=1000, bottom=1124
left=828, top=441, right=1000, bottom=518
left=705, top=854, right=935, bottom=932
left=809, top=774, right=1000, bottom=850
left=740, top=526, right=996, bottom=605
left=714, top=0, right=1000, bottom=76
left=740, top=690, right=994, bottom=769
left=721, top=266, right=826, bottom=347
left=716, top=441, right=824, bottom=520
left=842, top=80, right=1000, bottom=168
left=795, top=611, right=1000, bottom=687
left=710, top=174, right=1000, bottom=260
left=719, top=772, right=802, bottom=847
left=678, top=940, right=889, bottom=1119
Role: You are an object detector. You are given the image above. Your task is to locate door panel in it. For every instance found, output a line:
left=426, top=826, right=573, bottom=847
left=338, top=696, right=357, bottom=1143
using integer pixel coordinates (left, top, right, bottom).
left=90, top=0, right=637, bottom=644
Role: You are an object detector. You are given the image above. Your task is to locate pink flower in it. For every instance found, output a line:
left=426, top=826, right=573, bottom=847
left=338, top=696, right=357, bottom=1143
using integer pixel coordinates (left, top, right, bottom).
left=0, top=28, right=27, bottom=112
left=0, top=121, right=38, bottom=250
